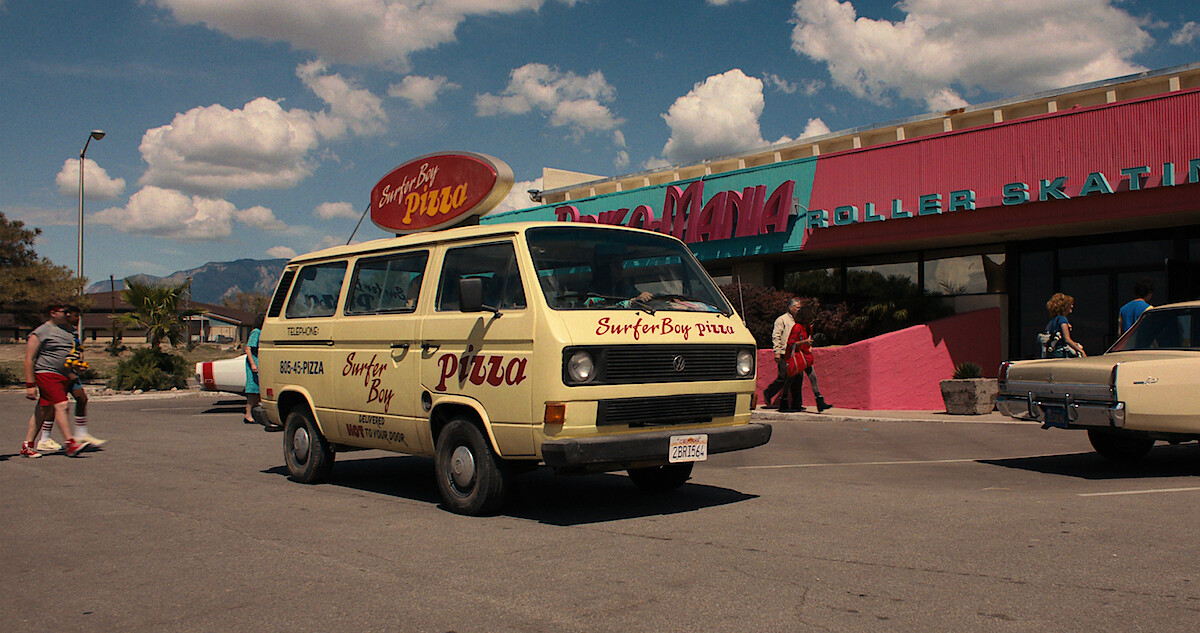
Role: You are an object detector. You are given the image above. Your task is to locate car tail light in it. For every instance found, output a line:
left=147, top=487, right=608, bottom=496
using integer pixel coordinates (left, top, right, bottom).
left=998, top=361, right=1011, bottom=390
left=1109, top=363, right=1119, bottom=398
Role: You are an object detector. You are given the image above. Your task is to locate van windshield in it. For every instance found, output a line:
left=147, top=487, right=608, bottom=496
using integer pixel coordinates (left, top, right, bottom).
left=526, top=226, right=731, bottom=314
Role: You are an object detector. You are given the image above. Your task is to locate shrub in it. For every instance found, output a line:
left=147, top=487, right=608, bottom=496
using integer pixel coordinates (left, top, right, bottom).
left=108, top=348, right=190, bottom=391
left=953, top=362, right=984, bottom=379
left=719, top=282, right=793, bottom=349
left=0, top=365, right=18, bottom=387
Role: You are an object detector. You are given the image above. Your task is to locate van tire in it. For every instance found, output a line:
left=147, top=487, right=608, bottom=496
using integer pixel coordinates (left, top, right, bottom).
left=435, top=418, right=509, bottom=515
left=627, top=463, right=693, bottom=492
left=284, top=408, right=335, bottom=484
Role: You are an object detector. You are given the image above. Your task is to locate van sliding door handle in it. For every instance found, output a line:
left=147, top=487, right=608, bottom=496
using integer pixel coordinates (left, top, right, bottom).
left=390, top=342, right=410, bottom=350
left=421, top=342, right=440, bottom=353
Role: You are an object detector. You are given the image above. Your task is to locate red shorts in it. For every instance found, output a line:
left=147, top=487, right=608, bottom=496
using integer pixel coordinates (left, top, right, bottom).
left=35, top=372, right=70, bottom=406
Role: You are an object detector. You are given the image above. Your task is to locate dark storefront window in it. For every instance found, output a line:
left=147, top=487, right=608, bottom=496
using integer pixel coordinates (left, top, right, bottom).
left=923, top=252, right=1006, bottom=295
left=1014, top=232, right=1198, bottom=360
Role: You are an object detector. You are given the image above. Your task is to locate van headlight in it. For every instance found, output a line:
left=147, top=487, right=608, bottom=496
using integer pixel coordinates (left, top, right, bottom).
left=567, top=350, right=595, bottom=384
left=736, top=347, right=755, bottom=377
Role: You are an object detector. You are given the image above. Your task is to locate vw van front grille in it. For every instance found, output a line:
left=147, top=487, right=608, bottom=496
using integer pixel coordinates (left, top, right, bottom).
left=597, top=393, right=737, bottom=427
left=565, top=344, right=751, bottom=385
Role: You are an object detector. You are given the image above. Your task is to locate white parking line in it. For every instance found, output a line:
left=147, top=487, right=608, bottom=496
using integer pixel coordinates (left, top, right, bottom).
left=735, top=454, right=1065, bottom=470
left=1078, top=487, right=1200, bottom=497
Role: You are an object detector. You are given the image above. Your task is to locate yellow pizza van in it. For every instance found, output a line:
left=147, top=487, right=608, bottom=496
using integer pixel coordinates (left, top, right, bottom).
left=256, top=154, right=770, bottom=514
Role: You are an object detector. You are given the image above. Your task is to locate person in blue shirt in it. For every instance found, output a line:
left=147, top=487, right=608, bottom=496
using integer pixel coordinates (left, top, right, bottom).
left=1118, top=278, right=1154, bottom=336
left=244, top=313, right=264, bottom=426
left=1044, top=293, right=1086, bottom=358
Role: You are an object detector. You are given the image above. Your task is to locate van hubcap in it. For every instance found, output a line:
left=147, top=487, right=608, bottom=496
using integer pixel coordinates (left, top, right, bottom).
left=449, top=446, right=476, bottom=489
left=292, top=426, right=310, bottom=463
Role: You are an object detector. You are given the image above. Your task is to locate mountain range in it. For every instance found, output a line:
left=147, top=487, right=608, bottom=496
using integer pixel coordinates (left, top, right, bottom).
left=86, top=258, right=287, bottom=304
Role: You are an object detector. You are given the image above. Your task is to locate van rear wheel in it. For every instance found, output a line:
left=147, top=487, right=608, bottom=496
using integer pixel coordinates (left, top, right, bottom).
left=284, top=408, right=334, bottom=484
left=628, top=463, right=693, bottom=492
left=435, top=418, right=509, bottom=515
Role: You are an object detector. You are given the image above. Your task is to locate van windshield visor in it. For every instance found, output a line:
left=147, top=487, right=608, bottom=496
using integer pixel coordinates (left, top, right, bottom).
left=526, top=226, right=731, bottom=314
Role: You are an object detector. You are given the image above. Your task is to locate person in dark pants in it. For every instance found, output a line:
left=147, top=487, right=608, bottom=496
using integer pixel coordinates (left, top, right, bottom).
left=761, top=297, right=801, bottom=408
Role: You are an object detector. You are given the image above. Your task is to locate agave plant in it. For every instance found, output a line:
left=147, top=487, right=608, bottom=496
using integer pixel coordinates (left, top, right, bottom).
left=952, top=362, right=984, bottom=379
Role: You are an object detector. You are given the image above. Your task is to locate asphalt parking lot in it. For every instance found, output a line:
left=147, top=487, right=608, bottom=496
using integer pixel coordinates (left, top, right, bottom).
left=3, top=390, right=1198, bottom=632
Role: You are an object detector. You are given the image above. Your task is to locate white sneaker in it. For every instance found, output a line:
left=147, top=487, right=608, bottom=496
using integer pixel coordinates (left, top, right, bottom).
left=76, top=433, right=107, bottom=448
left=36, top=438, right=63, bottom=453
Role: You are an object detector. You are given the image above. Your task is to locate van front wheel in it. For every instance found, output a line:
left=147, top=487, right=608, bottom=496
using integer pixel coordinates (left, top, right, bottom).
left=284, top=408, right=334, bottom=484
left=435, top=418, right=509, bottom=515
left=628, top=463, right=693, bottom=492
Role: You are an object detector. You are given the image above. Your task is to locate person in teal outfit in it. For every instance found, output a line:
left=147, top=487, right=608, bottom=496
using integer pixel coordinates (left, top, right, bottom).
left=244, top=314, right=263, bottom=425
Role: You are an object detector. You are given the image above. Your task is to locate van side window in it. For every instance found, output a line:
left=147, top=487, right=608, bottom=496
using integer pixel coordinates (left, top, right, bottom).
left=437, top=242, right=527, bottom=312
left=346, top=251, right=429, bottom=315
left=284, top=261, right=347, bottom=318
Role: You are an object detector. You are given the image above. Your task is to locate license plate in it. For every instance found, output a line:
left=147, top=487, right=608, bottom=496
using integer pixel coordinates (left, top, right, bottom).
left=669, top=434, right=708, bottom=463
left=1043, top=405, right=1068, bottom=428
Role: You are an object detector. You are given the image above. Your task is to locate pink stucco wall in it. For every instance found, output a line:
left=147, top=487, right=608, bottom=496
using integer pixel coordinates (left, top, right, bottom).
left=755, top=308, right=1002, bottom=410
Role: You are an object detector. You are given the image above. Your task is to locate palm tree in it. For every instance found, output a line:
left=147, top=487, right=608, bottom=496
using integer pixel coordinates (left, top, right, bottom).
left=114, top=279, right=203, bottom=350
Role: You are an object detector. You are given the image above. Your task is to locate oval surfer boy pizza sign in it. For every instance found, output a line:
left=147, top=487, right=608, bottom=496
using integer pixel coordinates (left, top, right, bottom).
left=370, top=152, right=514, bottom=234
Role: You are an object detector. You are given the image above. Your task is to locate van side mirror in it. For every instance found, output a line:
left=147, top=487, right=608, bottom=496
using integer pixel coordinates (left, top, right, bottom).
left=458, top=277, right=500, bottom=316
left=459, top=277, right=483, bottom=312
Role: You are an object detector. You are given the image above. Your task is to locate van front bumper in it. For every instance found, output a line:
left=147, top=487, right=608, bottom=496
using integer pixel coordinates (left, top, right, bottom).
left=541, top=423, right=772, bottom=471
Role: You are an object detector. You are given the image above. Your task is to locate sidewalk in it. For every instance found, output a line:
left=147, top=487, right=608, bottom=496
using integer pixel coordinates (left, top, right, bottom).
left=752, top=406, right=1034, bottom=425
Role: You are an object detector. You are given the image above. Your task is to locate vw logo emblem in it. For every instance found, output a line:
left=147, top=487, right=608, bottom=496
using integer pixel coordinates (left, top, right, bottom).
left=672, top=355, right=686, bottom=372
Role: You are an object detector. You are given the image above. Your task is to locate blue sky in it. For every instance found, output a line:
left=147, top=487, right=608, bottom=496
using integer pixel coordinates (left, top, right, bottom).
left=3, top=0, right=1198, bottom=284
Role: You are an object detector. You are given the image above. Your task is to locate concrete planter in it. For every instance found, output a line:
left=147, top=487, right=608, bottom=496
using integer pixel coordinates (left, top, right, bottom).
left=939, top=378, right=999, bottom=415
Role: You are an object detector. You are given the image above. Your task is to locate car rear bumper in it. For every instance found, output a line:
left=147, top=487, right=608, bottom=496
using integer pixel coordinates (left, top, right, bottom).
left=997, top=394, right=1125, bottom=428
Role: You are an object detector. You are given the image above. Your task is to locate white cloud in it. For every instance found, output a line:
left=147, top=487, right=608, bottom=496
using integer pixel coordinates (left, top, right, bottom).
left=315, top=201, right=360, bottom=220
left=388, top=75, right=460, bottom=107
left=791, top=0, right=1151, bottom=111
left=489, top=177, right=543, bottom=215
left=319, top=234, right=351, bottom=250
left=476, top=63, right=623, bottom=135
left=763, top=73, right=799, bottom=94
left=93, top=186, right=239, bottom=240
left=92, top=186, right=285, bottom=239
left=799, top=117, right=830, bottom=139
left=138, top=97, right=320, bottom=195
left=236, top=205, right=287, bottom=231
left=659, top=69, right=777, bottom=165
left=296, top=59, right=387, bottom=137
left=138, top=62, right=385, bottom=195
left=267, top=246, right=296, bottom=259
left=56, top=158, right=126, bottom=199
left=1172, top=21, right=1200, bottom=46
left=153, top=0, right=576, bottom=69
left=3, top=206, right=76, bottom=227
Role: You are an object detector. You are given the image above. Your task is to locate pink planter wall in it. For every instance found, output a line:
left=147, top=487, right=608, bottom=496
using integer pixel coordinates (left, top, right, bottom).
left=755, top=308, right=1002, bottom=410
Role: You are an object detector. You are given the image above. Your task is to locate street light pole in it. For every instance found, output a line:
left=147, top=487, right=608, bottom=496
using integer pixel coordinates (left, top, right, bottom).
left=78, top=129, right=105, bottom=340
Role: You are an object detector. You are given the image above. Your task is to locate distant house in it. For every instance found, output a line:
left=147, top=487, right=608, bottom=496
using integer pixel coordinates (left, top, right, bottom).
left=1, top=291, right=257, bottom=345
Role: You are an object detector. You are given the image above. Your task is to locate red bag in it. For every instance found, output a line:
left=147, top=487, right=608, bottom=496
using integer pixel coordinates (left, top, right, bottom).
left=786, top=348, right=808, bottom=377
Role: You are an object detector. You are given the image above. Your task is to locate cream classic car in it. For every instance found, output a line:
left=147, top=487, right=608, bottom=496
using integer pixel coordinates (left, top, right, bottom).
left=998, top=300, right=1200, bottom=462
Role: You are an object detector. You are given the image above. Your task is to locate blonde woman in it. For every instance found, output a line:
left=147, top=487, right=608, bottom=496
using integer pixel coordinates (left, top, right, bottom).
left=1044, top=293, right=1086, bottom=358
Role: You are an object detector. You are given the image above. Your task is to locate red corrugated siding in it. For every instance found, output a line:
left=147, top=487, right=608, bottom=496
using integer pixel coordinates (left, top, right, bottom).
left=806, top=88, right=1200, bottom=245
